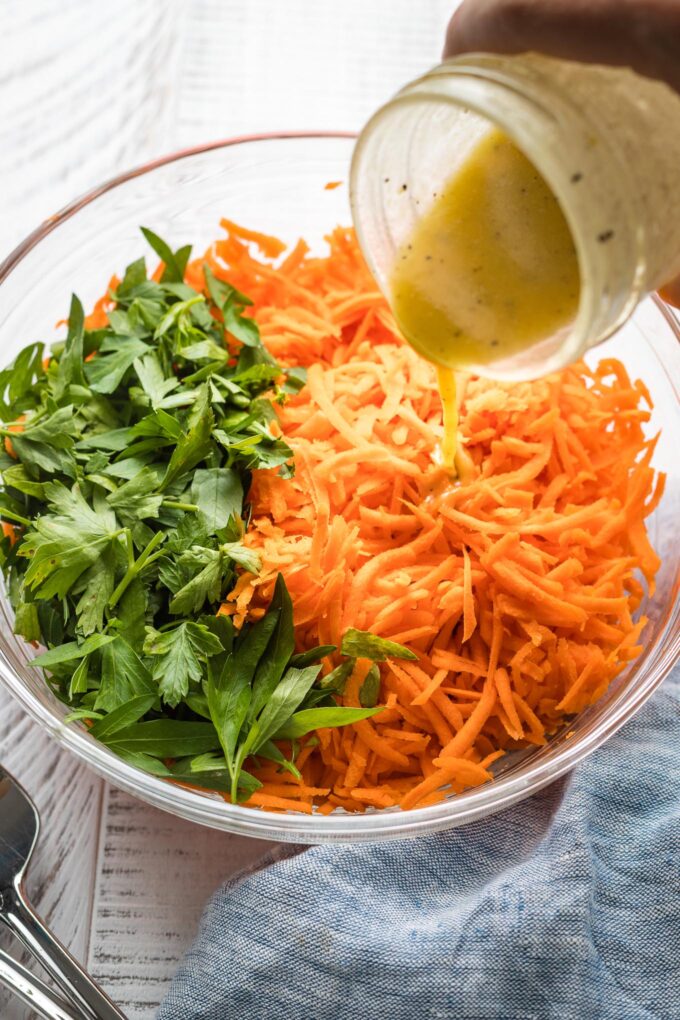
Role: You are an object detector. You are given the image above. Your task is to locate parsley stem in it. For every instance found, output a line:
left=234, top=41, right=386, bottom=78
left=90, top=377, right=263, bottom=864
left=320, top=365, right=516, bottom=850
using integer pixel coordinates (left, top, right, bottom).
left=162, top=500, right=199, bottom=512
left=0, top=508, right=31, bottom=527
left=108, top=530, right=165, bottom=609
left=125, top=528, right=135, bottom=569
left=0, top=412, right=45, bottom=435
left=183, top=364, right=222, bottom=386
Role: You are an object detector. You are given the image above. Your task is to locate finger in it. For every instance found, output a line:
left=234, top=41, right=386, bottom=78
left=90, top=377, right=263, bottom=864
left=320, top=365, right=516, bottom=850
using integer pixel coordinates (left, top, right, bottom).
left=443, top=0, right=680, bottom=95
left=658, top=274, right=680, bottom=309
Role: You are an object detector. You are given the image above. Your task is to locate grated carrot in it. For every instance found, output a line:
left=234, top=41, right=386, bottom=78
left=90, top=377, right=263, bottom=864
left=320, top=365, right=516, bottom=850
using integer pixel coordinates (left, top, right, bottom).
left=175, top=219, right=662, bottom=815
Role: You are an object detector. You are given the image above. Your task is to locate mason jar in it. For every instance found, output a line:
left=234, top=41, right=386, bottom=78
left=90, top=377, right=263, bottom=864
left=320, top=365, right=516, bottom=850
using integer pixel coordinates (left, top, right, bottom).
left=350, top=53, right=680, bottom=380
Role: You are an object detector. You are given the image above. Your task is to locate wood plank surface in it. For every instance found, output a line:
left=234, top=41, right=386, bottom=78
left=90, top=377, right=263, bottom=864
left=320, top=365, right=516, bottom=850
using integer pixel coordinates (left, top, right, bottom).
left=86, top=787, right=274, bottom=1019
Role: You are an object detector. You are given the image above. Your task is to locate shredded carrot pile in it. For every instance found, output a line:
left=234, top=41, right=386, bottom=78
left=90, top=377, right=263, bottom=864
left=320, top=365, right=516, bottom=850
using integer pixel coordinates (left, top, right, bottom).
left=191, top=220, right=661, bottom=813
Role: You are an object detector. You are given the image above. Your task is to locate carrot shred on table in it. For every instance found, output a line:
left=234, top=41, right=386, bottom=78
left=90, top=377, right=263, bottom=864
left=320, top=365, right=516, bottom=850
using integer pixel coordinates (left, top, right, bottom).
left=180, top=219, right=664, bottom=815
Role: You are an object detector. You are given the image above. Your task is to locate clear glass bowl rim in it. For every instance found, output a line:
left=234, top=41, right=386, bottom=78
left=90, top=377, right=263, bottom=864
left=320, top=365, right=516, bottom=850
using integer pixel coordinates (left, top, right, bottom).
left=0, top=131, right=678, bottom=844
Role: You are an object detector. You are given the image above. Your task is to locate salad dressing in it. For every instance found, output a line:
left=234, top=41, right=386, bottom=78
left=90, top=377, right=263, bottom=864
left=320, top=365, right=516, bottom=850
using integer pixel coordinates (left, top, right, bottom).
left=436, top=366, right=459, bottom=470
left=389, top=127, right=580, bottom=471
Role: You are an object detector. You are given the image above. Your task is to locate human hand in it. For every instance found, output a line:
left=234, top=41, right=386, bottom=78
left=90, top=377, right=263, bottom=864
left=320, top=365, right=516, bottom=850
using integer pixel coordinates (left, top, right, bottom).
left=444, top=0, right=680, bottom=307
left=444, top=0, right=680, bottom=94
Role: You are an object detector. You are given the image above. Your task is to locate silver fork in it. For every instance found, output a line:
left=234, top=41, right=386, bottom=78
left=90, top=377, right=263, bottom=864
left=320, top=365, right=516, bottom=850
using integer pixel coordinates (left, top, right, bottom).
left=0, top=764, right=127, bottom=1019
left=0, top=946, right=80, bottom=1019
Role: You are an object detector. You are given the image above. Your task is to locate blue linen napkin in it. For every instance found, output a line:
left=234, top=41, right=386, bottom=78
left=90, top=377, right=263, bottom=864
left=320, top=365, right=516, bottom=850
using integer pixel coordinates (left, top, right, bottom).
left=158, top=667, right=679, bottom=1020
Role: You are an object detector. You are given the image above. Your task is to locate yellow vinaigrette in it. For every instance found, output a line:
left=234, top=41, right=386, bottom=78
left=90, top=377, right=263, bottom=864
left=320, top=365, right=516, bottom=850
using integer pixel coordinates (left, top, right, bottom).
left=436, top=366, right=459, bottom=470
left=390, top=128, right=580, bottom=469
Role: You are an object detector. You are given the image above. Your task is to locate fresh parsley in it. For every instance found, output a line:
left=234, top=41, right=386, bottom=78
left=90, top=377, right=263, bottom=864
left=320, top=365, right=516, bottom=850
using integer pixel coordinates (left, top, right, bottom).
left=0, top=229, right=385, bottom=803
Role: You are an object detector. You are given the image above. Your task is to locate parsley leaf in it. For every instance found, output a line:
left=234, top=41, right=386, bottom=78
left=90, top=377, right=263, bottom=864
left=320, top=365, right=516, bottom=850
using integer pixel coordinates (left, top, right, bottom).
left=274, top=705, right=382, bottom=740
left=31, top=633, right=116, bottom=667
left=167, top=547, right=231, bottom=615
left=54, top=295, right=86, bottom=399
left=85, top=335, right=149, bottom=394
left=143, top=621, right=223, bottom=707
left=107, top=469, right=163, bottom=526
left=359, top=662, right=382, bottom=707
left=140, top=227, right=192, bottom=284
left=160, top=384, right=214, bottom=490
left=89, top=695, right=157, bottom=739
left=247, top=573, right=295, bottom=723
left=94, top=637, right=156, bottom=711
left=133, top=352, right=179, bottom=408
left=340, top=628, right=419, bottom=662
left=191, top=468, right=243, bottom=534
left=103, top=719, right=221, bottom=758
left=7, top=407, right=78, bottom=475
left=74, top=547, right=116, bottom=636
left=0, top=342, right=45, bottom=418
left=20, top=484, right=123, bottom=600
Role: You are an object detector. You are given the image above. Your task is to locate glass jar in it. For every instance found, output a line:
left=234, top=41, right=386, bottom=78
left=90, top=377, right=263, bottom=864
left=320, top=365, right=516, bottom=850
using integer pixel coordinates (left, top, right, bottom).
left=350, top=54, right=680, bottom=380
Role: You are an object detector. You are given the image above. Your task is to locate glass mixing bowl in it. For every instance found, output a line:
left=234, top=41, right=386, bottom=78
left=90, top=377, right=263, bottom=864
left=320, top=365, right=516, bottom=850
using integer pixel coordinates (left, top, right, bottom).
left=0, top=134, right=677, bottom=843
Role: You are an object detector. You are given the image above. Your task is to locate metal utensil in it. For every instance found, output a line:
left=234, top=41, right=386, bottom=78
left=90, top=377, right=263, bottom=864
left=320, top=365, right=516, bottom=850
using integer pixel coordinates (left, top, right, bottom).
left=0, top=946, right=80, bottom=1020
left=0, top=765, right=127, bottom=1019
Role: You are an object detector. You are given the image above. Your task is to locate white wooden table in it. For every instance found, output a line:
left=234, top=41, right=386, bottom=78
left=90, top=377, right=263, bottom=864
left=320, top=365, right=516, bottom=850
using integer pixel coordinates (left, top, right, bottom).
left=0, top=2, right=456, bottom=1015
